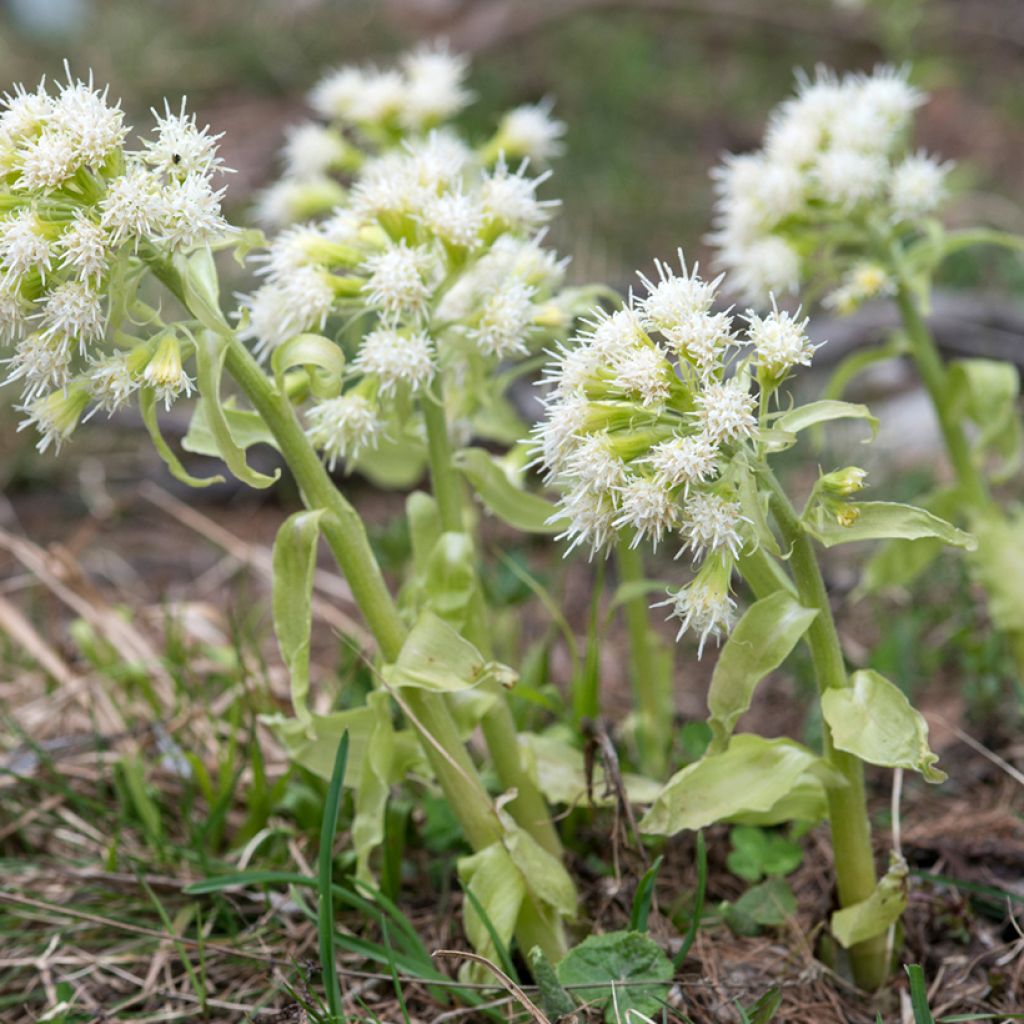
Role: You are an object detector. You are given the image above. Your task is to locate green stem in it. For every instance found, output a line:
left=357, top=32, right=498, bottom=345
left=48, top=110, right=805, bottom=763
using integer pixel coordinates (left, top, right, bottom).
left=616, top=540, right=670, bottom=777
left=421, top=387, right=565, bottom=861
left=225, top=337, right=566, bottom=959
left=761, top=468, right=888, bottom=991
left=888, top=255, right=1024, bottom=677
left=152, top=255, right=565, bottom=960
left=890, top=273, right=989, bottom=509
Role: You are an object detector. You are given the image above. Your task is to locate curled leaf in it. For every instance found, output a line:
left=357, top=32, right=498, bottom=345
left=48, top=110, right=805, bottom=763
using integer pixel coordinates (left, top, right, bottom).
left=193, top=330, right=280, bottom=488
left=139, top=387, right=223, bottom=488
left=272, top=509, right=325, bottom=722
left=831, top=853, right=909, bottom=948
left=453, top=447, right=565, bottom=534
left=772, top=400, right=878, bottom=442
left=272, top=333, right=345, bottom=399
left=383, top=611, right=516, bottom=692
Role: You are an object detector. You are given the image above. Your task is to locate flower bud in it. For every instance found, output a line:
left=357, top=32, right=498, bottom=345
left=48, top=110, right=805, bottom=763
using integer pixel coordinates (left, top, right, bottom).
left=819, top=466, right=867, bottom=497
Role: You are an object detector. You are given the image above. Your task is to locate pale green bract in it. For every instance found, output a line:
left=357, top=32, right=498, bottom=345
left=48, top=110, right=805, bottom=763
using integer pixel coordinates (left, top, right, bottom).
left=640, top=735, right=836, bottom=835
left=706, top=591, right=818, bottom=749
left=831, top=853, right=910, bottom=949
left=803, top=501, right=976, bottom=550
left=822, top=669, right=945, bottom=782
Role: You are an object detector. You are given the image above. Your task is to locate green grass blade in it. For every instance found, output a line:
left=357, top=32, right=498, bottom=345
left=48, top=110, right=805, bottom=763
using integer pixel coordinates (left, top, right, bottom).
left=630, top=854, right=664, bottom=933
left=319, top=731, right=350, bottom=1023
left=463, top=887, right=520, bottom=984
left=905, top=965, right=936, bottom=1024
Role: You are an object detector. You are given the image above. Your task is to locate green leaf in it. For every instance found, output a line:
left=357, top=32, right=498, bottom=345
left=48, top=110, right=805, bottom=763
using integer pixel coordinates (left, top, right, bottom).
left=457, top=843, right=525, bottom=971
left=803, top=501, right=975, bottom=550
left=383, top=610, right=516, bottom=692
left=629, top=855, right=664, bottom=933
left=968, top=510, right=1024, bottom=632
left=556, top=931, right=673, bottom=1024
left=831, top=853, right=909, bottom=948
left=501, top=813, right=578, bottom=919
left=949, top=358, right=1022, bottom=482
left=423, top=532, right=477, bottom=628
left=725, top=774, right=829, bottom=828
left=139, top=388, right=224, bottom=488
left=351, top=421, right=427, bottom=488
left=183, top=398, right=279, bottom=459
left=193, top=330, right=279, bottom=488
left=317, top=729, right=349, bottom=1021
left=857, top=487, right=964, bottom=596
left=905, top=965, right=936, bottom=1024
left=640, top=735, right=836, bottom=835
left=174, top=247, right=232, bottom=338
left=272, top=333, right=345, bottom=400
left=821, top=670, right=946, bottom=782
left=453, top=447, right=564, bottom=534
left=707, top=592, right=817, bottom=749
left=772, top=400, right=878, bottom=443
left=737, top=469, right=781, bottom=556
left=746, top=987, right=784, bottom=1024
left=272, top=509, right=325, bottom=722
left=721, top=877, right=797, bottom=936
left=407, top=491, right=441, bottom=573
left=726, top=826, right=803, bottom=884
left=264, top=696, right=422, bottom=881
left=521, top=731, right=663, bottom=808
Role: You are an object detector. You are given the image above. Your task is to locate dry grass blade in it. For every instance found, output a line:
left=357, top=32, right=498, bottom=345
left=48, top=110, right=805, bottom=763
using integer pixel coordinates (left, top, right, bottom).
left=432, top=949, right=552, bottom=1024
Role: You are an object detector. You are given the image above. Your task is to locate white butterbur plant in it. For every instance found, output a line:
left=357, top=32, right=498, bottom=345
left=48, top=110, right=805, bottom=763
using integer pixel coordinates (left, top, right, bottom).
left=711, top=63, right=1024, bottom=683
left=710, top=64, right=939, bottom=307
left=0, top=68, right=229, bottom=451
left=537, top=255, right=974, bottom=990
left=0, top=55, right=585, bottom=975
left=239, top=47, right=587, bottom=481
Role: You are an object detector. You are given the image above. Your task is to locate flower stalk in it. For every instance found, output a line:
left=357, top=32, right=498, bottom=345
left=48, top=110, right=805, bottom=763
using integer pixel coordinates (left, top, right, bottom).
left=421, top=380, right=566, bottom=861
left=616, top=539, right=671, bottom=777
left=761, top=467, right=888, bottom=991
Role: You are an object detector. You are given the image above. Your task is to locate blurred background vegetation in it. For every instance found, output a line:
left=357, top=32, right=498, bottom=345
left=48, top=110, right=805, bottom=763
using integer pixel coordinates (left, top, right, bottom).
left=2, top=0, right=1024, bottom=288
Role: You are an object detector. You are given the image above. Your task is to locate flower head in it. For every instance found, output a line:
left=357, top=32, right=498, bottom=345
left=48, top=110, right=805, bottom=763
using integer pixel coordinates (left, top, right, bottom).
left=305, top=392, right=383, bottom=468
left=656, top=558, right=736, bottom=656
left=353, top=327, right=435, bottom=397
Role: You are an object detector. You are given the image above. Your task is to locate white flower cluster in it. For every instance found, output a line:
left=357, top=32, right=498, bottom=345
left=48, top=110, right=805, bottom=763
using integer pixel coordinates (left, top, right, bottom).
left=0, top=70, right=230, bottom=452
left=241, top=49, right=580, bottom=471
left=710, top=66, right=950, bottom=306
left=256, top=45, right=565, bottom=230
left=535, top=254, right=819, bottom=655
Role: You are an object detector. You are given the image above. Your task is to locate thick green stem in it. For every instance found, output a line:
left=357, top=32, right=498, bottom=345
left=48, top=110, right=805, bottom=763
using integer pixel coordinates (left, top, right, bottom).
left=421, top=389, right=565, bottom=861
left=616, top=540, right=670, bottom=777
left=889, top=262, right=1024, bottom=676
left=891, top=277, right=988, bottom=509
left=762, top=469, right=888, bottom=991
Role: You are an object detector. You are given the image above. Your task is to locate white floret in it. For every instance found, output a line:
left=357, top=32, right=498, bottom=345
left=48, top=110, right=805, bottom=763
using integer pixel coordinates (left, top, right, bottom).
left=353, top=327, right=435, bottom=396
left=696, top=378, right=757, bottom=444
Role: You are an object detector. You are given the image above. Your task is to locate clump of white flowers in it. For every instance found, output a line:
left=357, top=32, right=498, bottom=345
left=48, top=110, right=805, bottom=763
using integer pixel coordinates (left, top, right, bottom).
left=0, top=67, right=231, bottom=451
left=535, top=254, right=820, bottom=655
left=242, top=47, right=585, bottom=471
left=710, top=65, right=950, bottom=308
